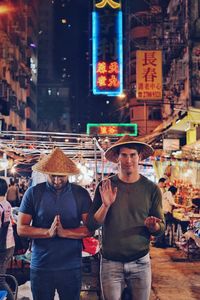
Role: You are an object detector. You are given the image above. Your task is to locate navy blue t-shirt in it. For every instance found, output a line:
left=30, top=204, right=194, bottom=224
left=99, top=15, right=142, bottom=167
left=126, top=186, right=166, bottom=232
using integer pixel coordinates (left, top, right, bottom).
left=19, top=182, right=92, bottom=271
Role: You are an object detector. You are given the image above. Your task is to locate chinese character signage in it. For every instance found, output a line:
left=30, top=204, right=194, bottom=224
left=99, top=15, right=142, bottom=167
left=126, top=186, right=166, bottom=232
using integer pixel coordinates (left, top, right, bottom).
left=136, top=50, right=162, bottom=100
left=87, top=123, right=138, bottom=136
left=92, top=0, right=123, bottom=96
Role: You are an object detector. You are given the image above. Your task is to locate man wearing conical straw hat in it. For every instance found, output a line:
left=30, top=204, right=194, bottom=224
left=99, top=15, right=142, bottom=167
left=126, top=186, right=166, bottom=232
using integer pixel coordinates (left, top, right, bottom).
left=17, top=148, right=92, bottom=300
left=87, top=135, right=165, bottom=300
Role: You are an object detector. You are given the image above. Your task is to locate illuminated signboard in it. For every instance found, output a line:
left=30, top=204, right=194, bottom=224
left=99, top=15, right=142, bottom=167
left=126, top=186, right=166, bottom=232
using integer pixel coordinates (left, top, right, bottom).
left=92, top=0, right=123, bottom=96
left=87, top=123, right=138, bottom=136
left=136, top=50, right=162, bottom=100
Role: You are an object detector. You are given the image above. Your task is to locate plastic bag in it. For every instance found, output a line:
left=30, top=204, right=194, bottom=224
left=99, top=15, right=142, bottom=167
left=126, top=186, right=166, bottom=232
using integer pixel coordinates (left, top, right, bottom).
left=82, top=237, right=100, bottom=255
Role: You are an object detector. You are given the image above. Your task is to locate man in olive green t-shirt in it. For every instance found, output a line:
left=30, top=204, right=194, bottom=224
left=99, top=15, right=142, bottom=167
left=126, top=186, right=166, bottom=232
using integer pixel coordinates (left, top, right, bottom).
left=87, top=135, right=165, bottom=300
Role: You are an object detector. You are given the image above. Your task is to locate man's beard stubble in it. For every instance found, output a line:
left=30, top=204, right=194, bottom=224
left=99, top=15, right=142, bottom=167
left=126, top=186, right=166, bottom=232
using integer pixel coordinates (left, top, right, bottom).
left=124, top=169, right=133, bottom=177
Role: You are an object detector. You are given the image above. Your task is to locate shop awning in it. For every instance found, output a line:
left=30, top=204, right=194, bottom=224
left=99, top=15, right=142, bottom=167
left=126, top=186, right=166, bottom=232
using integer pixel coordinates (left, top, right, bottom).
left=137, top=116, right=176, bottom=147
left=137, top=107, right=200, bottom=160
left=169, top=107, right=200, bottom=132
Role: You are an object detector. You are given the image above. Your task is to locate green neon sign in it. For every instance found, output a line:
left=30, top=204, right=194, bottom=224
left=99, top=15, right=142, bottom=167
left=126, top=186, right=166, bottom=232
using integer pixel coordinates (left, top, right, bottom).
left=87, top=123, right=138, bottom=136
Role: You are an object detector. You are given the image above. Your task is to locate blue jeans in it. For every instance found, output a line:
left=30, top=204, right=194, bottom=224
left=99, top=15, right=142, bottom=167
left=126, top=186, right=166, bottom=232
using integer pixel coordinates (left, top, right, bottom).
left=0, top=247, right=15, bottom=300
left=30, top=268, right=82, bottom=300
left=100, top=253, right=151, bottom=300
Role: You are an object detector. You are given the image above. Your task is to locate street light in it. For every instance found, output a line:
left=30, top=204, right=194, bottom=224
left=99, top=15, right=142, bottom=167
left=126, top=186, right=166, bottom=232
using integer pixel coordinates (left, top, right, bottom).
left=0, top=4, right=15, bottom=15
left=118, top=92, right=126, bottom=99
left=114, top=92, right=130, bottom=122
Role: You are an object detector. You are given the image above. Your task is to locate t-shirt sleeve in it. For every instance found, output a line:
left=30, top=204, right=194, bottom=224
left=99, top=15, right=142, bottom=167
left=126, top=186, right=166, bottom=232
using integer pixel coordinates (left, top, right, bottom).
left=19, top=187, right=34, bottom=215
left=80, top=187, right=92, bottom=214
left=86, top=183, right=103, bottom=231
left=149, top=185, right=165, bottom=236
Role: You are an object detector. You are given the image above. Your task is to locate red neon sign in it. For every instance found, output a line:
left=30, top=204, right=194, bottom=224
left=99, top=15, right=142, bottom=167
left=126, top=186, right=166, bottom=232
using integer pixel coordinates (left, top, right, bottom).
left=96, top=61, right=120, bottom=89
left=99, top=126, right=118, bottom=135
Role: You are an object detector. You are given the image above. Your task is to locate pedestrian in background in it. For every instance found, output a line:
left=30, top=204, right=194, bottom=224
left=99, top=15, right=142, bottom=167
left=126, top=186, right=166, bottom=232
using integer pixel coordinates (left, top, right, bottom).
left=162, top=185, right=179, bottom=219
left=158, top=177, right=167, bottom=194
left=87, top=135, right=165, bottom=300
left=0, top=178, right=15, bottom=300
left=154, top=177, right=167, bottom=248
left=7, top=180, right=20, bottom=207
left=17, top=148, right=93, bottom=300
left=156, top=185, right=186, bottom=248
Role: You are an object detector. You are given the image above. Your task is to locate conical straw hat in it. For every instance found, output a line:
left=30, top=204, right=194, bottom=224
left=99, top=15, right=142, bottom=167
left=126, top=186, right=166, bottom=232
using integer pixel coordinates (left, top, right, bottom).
left=32, top=148, right=80, bottom=175
left=105, top=135, right=154, bottom=163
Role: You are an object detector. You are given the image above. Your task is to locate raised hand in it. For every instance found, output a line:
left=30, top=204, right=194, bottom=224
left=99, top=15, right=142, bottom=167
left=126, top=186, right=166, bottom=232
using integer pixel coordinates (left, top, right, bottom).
left=99, top=179, right=117, bottom=208
left=144, top=216, right=162, bottom=233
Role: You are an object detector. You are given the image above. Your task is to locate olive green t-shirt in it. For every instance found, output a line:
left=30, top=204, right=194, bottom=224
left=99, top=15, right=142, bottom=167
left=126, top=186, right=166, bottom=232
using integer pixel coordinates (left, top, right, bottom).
left=87, top=175, right=165, bottom=262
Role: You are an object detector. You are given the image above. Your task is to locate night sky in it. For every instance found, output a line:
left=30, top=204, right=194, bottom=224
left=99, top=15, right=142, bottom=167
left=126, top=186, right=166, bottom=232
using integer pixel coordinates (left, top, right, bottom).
left=53, top=0, right=91, bottom=132
left=52, top=0, right=169, bottom=132
left=53, top=0, right=128, bottom=133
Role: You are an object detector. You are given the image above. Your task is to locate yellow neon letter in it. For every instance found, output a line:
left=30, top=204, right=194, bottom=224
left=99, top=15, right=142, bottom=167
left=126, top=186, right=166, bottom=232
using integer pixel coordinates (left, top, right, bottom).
left=95, top=0, right=121, bottom=9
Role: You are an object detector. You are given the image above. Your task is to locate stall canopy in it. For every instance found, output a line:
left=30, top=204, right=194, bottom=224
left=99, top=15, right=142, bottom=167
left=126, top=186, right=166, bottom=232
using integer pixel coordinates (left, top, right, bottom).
left=136, top=115, right=176, bottom=149
left=138, top=107, right=200, bottom=161
left=169, top=107, right=200, bottom=132
left=0, top=131, right=117, bottom=178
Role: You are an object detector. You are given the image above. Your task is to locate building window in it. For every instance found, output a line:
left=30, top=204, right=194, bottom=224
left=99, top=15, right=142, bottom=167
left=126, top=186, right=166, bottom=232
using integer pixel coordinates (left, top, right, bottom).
left=148, top=107, right=162, bottom=120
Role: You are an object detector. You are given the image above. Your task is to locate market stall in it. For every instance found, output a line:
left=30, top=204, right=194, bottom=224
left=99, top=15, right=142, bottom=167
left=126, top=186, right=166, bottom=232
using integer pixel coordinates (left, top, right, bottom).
left=173, top=209, right=200, bottom=260
left=0, top=130, right=114, bottom=184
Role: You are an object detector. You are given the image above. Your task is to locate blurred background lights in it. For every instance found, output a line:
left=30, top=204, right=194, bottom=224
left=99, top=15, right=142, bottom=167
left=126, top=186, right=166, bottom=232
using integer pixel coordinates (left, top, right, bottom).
left=61, top=18, right=67, bottom=24
left=69, top=160, right=94, bottom=185
left=11, top=166, right=16, bottom=174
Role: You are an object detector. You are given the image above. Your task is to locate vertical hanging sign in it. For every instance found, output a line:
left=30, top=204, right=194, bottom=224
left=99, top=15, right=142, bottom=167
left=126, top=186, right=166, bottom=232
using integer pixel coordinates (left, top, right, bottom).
left=136, top=50, right=162, bottom=100
left=92, top=0, right=123, bottom=96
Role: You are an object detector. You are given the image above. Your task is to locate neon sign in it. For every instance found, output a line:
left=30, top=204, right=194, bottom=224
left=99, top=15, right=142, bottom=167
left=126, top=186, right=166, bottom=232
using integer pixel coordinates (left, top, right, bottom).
left=92, top=0, right=123, bottom=96
left=87, top=123, right=138, bottom=136
left=96, top=61, right=120, bottom=89
left=95, top=0, right=121, bottom=9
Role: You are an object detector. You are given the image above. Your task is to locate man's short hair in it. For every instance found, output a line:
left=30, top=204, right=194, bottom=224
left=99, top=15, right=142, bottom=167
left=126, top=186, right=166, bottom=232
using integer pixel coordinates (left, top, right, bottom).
left=0, top=178, right=8, bottom=196
left=158, top=177, right=166, bottom=183
left=168, top=185, right=177, bottom=195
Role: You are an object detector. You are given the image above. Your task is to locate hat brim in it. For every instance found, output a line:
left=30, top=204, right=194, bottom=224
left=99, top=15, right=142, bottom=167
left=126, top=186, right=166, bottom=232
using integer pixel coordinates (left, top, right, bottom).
left=105, top=141, right=154, bottom=163
left=32, top=149, right=80, bottom=176
left=32, top=164, right=80, bottom=176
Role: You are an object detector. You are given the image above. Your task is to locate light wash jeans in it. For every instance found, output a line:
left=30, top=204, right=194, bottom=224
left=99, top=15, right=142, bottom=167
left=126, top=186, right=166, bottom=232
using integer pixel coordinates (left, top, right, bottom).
left=100, top=253, right=151, bottom=300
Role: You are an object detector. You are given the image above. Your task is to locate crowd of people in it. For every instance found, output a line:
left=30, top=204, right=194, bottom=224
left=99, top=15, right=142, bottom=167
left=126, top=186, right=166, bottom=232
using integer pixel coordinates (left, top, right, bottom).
left=2, top=134, right=191, bottom=300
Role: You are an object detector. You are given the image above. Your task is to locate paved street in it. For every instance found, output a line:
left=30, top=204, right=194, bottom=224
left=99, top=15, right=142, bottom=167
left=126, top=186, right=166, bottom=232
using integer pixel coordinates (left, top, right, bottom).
left=150, top=247, right=200, bottom=300
left=16, top=246, right=200, bottom=300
